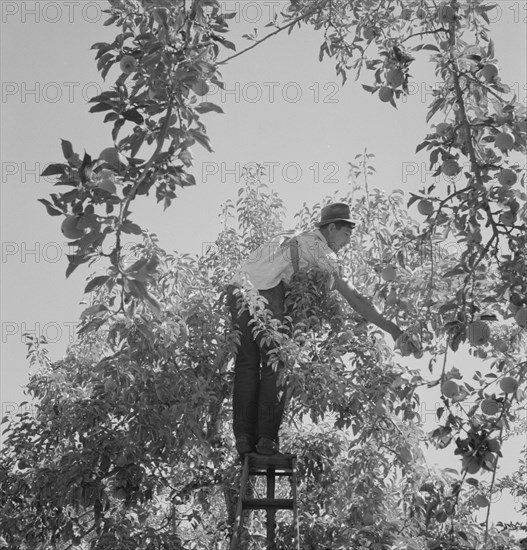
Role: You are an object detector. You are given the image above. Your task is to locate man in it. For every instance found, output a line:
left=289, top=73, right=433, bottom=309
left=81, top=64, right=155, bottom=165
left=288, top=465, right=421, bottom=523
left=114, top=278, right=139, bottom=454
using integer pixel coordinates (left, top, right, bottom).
left=226, top=203, right=403, bottom=456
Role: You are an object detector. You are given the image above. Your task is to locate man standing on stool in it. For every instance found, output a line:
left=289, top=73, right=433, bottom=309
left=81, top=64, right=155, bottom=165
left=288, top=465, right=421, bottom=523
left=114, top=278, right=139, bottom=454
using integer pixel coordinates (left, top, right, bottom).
left=226, top=203, right=404, bottom=456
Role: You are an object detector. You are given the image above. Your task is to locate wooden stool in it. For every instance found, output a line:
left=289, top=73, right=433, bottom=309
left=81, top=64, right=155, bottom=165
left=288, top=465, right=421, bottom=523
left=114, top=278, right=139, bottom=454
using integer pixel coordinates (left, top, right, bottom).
left=230, top=453, right=300, bottom=549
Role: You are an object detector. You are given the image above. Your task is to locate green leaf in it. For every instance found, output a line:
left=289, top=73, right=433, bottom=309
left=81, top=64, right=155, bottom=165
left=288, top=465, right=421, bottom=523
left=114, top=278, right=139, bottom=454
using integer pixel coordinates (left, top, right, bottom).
left=407, top=194, right=419, bottom=207
left=84, top=276, right=110, bottom=293
left=221, top=39, right=236, bottom=51
left=426, top=98, right=444, bottom=123
left=54, top=178, right=77, bottom=187
left=66, top=254, right=89, bottom=278
left=128, top=132, right=145, bottom=157
left=480, top=314, right=497, bottom=321
left=103, top=14, right=118, bottom=26
left=319, top=43, right=327, bottom=62
left=76, top=214, right=99, bottom=229
left=41, top=163, right=67, bottom=177
left=127, top=279, right=145, bottom=298
left=397, top=250, right=406, bottom=269
left=97, top=52, right=113, bottom=72
left=421, top=44, right=440, bottom=52
left=443, top=266, right=466, bottom=277
left=429, top=148, right=440, bottom=167
left=195, top=102, right=224, bottom=114
left=80, top=303, right=108, bottom=319
left=153, top=8, right=168, bottom=28
left=146, top=292, right=161, bottom=315
left=121, top=221, right=142, bottom=235
left=90, top=91, right=119, bottom=104
left=180, top=172, right=196, bottom=186
left=100, top=58, right=114, bottom=81
left=91, top=41, right=110, bottom=51
left=93, top=43, right=114, bottom=60
left=136, top=322, right=155, bottom=341
left=189, top=129, right=213, bottom=152
left=125, top=258, right=149, bottom=273
left=122, top=109, right=144, bottom=124
left=61, top=139, right=74, bottom=160
left=104, top=113, right=119, bottom=123
left=450, top=331, right=464, bottom=352
left=362, top=84, right=376, bottom=93
left=38, top=199, right=63, bottom=216
left=80, top=153, right=92, bottom=183
left=89, top=103, right=114, bottom=114
left=415, top=141, right=428, bottom=153
left=112, top=119, right=125, bottom=142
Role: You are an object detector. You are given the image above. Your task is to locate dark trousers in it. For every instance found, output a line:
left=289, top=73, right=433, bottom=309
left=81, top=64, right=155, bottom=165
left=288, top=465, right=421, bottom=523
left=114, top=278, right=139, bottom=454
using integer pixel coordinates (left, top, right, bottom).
left=226, top=283, right=288, bottom=444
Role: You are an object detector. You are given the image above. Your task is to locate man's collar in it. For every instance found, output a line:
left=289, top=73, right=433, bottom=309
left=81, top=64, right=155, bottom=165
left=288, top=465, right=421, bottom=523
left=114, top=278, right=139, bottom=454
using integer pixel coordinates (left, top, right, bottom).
left=313, top=227, right=338, bottom=253
left=314, top=228, right=327, bottom=243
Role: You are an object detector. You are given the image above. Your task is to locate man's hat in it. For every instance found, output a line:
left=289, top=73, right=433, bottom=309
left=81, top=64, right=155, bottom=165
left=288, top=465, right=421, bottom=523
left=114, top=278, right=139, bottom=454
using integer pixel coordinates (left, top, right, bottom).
left=315, top=202, right=356, bottom=228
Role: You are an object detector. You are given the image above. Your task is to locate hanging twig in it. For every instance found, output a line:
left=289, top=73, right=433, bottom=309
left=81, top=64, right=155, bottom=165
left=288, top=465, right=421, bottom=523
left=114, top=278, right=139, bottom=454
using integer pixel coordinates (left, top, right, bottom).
left=217, top=0, right=332, bottom=66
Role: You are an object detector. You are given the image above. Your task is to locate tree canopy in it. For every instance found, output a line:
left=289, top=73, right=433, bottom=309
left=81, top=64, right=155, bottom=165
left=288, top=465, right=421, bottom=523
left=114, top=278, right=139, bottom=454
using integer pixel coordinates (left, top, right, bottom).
left=1, top=0, right=526, bottom=548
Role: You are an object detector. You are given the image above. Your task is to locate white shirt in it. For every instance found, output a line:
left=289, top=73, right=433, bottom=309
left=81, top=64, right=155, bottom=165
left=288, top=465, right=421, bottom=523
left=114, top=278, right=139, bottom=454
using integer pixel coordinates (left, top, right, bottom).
left=230, top=229, right=340, bottom=290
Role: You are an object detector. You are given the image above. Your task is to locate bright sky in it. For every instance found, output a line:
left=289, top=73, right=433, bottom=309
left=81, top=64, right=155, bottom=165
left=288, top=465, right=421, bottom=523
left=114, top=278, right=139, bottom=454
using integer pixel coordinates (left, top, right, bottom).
left=1, top=0, right=526, bottom=529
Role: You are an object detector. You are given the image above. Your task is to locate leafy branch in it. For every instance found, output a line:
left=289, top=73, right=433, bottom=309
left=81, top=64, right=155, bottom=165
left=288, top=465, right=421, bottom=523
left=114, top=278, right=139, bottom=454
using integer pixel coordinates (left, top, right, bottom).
left=217, top=0, right=332, bottom=66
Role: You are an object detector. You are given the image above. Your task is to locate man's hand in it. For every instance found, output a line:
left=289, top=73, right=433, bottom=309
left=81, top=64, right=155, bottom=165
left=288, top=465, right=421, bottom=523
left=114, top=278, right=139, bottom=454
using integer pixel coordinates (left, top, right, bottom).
left=335, top=277, right=404, bottom=343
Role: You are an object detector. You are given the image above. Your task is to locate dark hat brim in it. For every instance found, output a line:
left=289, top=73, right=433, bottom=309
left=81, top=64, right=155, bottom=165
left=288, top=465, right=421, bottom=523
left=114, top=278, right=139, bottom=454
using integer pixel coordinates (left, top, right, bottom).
left=315, top=217, right=356, bottom=228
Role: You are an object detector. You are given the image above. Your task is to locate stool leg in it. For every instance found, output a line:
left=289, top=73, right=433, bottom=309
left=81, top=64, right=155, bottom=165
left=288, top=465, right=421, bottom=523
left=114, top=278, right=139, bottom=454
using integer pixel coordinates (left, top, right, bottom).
left=230, top=456, right=249, bottom=550
left=291, top=458, right=300, bottom=550
left=266, top=467, right=276, bottom=549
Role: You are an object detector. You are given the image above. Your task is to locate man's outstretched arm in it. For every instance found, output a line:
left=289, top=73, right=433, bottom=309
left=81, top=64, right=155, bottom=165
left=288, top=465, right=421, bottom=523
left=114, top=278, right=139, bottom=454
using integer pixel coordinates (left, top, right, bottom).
left=334, top=276, right=403, bottom=342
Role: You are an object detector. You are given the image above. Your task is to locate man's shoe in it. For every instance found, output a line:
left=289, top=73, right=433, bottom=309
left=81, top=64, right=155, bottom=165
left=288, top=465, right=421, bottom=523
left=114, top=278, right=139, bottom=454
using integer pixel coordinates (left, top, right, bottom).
left=256, top=436, right=279, bottom=455
left=235, top=436, right=253, bottom=457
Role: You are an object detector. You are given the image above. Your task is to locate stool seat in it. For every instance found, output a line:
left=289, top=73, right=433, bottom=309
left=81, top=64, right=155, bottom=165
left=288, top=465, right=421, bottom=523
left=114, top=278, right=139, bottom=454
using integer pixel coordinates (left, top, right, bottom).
left=246, top=452, right=296, bottom=474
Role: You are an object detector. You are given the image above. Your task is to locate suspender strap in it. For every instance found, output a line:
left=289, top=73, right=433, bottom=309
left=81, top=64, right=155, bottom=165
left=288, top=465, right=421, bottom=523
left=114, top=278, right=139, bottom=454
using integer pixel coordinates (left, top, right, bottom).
left=290, top=238, right=300, bottom=274
left=279, top=236, right=300, bottom=274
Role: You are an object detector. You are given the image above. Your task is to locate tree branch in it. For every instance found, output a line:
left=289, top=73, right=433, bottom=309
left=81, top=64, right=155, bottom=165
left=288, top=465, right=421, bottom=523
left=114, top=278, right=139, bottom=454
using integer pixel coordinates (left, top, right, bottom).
left=450, top=61, right=500, bottom=234
left=217, top=0, right=332, bottom=66
left=401, top=28, right=445, bottom=43
left=448, top=55, right=504, bottom=305
left=123, top=104, right=174, bottom=211
left=484, top=422, right=505, bottom=543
